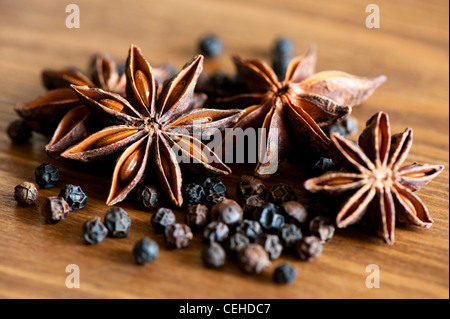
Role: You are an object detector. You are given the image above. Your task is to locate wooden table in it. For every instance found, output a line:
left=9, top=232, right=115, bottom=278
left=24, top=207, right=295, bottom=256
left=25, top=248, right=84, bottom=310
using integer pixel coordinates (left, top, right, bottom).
left=0, top=0, right=448, bottom=299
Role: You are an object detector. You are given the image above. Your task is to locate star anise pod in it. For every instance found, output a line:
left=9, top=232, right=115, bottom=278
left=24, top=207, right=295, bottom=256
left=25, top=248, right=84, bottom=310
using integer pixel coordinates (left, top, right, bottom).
left=220, top=45, right=386, bottom=178
left=60, top=45, right=240, bottom=207
left=304, top=112, right=444, bottom=244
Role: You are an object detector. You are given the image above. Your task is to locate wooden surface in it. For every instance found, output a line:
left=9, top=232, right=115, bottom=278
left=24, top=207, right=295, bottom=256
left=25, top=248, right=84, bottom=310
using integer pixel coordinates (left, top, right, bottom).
left=0, top=0, right=448, bottom=299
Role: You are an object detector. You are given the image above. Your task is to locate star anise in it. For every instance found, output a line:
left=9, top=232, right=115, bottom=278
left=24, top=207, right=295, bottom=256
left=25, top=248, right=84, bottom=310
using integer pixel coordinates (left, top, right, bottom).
left=304, top=112, right=444, bottom=244
left=220, top=45, right=386, bottom=178
left=60, top=45, right=240, bottom=207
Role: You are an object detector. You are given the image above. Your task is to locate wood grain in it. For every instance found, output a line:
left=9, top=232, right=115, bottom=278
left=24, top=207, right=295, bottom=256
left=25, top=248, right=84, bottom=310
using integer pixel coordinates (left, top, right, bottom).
left=0, top=0, right=448, bottom=299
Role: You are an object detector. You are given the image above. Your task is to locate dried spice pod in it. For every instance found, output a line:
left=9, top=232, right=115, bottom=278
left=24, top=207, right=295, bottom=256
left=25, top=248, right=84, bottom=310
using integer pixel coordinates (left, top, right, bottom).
left=237, top=244, right=271, bottom=274
left=164, top=223, right=193, bottom=249
left=61, top=45, right=241, bottom=207
left=42, top=196, right=70, bottom=224
left=14, top=182, right=38, bottom=206
left=304, top=112, right=444, bottom=244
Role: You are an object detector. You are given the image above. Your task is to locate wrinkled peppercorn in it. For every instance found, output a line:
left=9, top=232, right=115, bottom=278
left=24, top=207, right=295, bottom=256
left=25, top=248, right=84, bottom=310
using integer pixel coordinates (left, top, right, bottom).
left=203, top=221, right=229, bottom=243
left=280, top=201, right=308, bottom=225
left=236, top=175, right=266, bottom=201
left=133, top=237, right=159, bottom=265
left=185, top=204, right=208, bottom=232
left=164, top=223, right=193, bottom=249
left=151, top=208, right=176, bottom=233
left=296, top=236, right=323, bottom=261
left=204, top=192, right=226, bottom=208
left=273, top=263, right=297, bottom=284
left=203, top=177, right=227, bottom=196
left=210, top=199, right=243, bottom=226
left=242, top=195, right=265, bottom=219
left=183, top=183, right=206, bottom=207
left=136, top=184, right=160, bottom=209
left=35, top=163, right=60, bottom=189
left=312, top=157, right=335, bottom=175
left=323, top=115, right=358, bottom=138
left=83, top=217, right=108, bottom=245
left=268, top=183, right=297, bottom=205
left=272, top=37, right=294, bottom=80
left=225, top=232, right=250, bottom=259
left=278, top=223, right=303, bottom=251
left=253, top=203, right=285, bottom=232
left=58, top=184, right=88, bottom=211
left=198, top=34, right=224, bottom=58
left=7, top=120, right=32, bottom=144
left=236, top=219, right=263, bottom=241
left=256, top=234, right=283, bottom=260
left=14, top=182, right=38, bottom=206
left=42, top=196, right=70, bottom=224
left=309, top=216, right=335, bottom=244
left=104, top=207, right=131, bottom=238
left=202, top=242, right=226, bottom=268
left=237, top=244, right=271, bottom=274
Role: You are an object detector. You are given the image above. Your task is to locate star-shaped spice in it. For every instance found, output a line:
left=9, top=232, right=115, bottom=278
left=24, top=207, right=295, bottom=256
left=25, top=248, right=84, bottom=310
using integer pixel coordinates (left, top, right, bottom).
left=221, top=45, right=386, bottom=177
left=61, top=45, right=240, bottom=206
left=304, top=112, right=444, bottom=244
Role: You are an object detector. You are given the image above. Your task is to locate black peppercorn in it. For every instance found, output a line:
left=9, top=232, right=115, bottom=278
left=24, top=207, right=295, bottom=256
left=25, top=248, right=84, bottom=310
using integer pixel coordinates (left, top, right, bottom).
left=225, top=232, right=250, bottom=259
left=253, top=203, right=285, bottom=232
left=236, top=219, right=263, bottom=241
left=268, top=183, right=297, bottom=205
left=104, top=207, right=131, bottom=238
left=204, top=192, right=226, bottom=208
left=203, top=221, right=229, bottom=243
left=42, top=196, right=70, bottom=224
left=312, top=157, right=335, bottom=175
left=210, top=199, right=243, bottom=226
left=278, top=223, right=303, bottom=251
left=133, top=237, right=159, bottom=265
left=83, top=217, right=108, bottom=245
left=185, top=204, right=208, bottom=232
left=7, top=120, right=32, bottom=144
left=280, top=201, right=308, bottom=225
left=296, top=236, right=323, bottom=261
left=58, top=184, right=88, bottom=211
left=35, top=163, right=60, bottom=189
left=202, top=242, right=226, bottom=268
left=203, top=177, right=227, bottom=196
left=14, top=182, right=38, bottom=206
left=198, top=34, right=224, bottom=58
left=164, top=223, right=193, bottom=249
left=182, top=183, right=206, bottom=207
left=136, top=184, right=160, bottom=209
left=241, top=195, right=265, bottom=219
left=237, top=244, right=271, bottom=274
left=273, top=263, right=297, bottom=284
left=256, top=234, right=283, bottom=260
left=272, top=37, right=294, bottom=80
left=151, top=207, right=176, bottom=233
left=236, top=175, right=266, bottom=201
left=309, top=216, right=335, bottom=244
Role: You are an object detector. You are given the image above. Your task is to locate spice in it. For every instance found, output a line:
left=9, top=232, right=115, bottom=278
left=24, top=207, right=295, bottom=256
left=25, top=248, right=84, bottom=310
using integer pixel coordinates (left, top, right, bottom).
left=133, top=237, right=159, bottom=265
left=236, top=175, right=266, bottom=202
left=237, top=244, right=271, bottom=274
left=304, top=112, right=444, bottom=244
left=42, top=196, right=70, bottom=224
left=312, top=157, right=335, bottom=175
left=183, top=183, right=206, bottom=207
left=219, top=46, right=385, bottom=177
left=58, top=184, right=88, bottom=211
left=253, top=203, right=285, bottom=232
left=203, top=221, right=229, bottom=243
left=203, top=177, right=227, bottom=196
left=272, top=37, right=294, bottom=80
left=280, top=201, right=308, bottom=225
left=256, top=234, right=283, bottom=260
left=202, top=242, right=226, bottom=268
left=241, top=195, right=265, bottom=219
left=273, top=263, right=297, bottom=284
left=151, top=208, right=176, bottom=233
left=14, top=182, right=38, bottom=206
left=164, top=223, right=193, bottom=249
left=104, top=207, right=131, bottom=238
left=185, top=204, right=208, bottom=232
left=268, top=183, right=297, bottom=206
left=322, top=115, right=358, bottom=138
left=82, top=217, right=108, bottom=245
left=309, top=216, right=335, bottom=243
left=7, top=120, right=32, bottom=143
left=278, top=223, right=303, bottom=251
left=225, top=233, right=250, bottom=259
left=198, top=34, right=224, bottom=58
left=204, top=192, right=226, bottom=208
left=236, top=219, right=263, bottom=241
left=35, top=163, right=60, bottom=189
left=136, top=184, right=160, bottom=209
left=296, top=236, right=323, bottom=261
left=61, top=45, right=240, bottom=207
left=210, top=199, right=243, bottom=226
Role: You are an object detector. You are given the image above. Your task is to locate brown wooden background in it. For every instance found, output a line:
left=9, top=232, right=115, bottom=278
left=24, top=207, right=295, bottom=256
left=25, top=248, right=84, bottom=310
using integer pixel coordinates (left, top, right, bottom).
left=0, top=0, right=448, bottom=299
